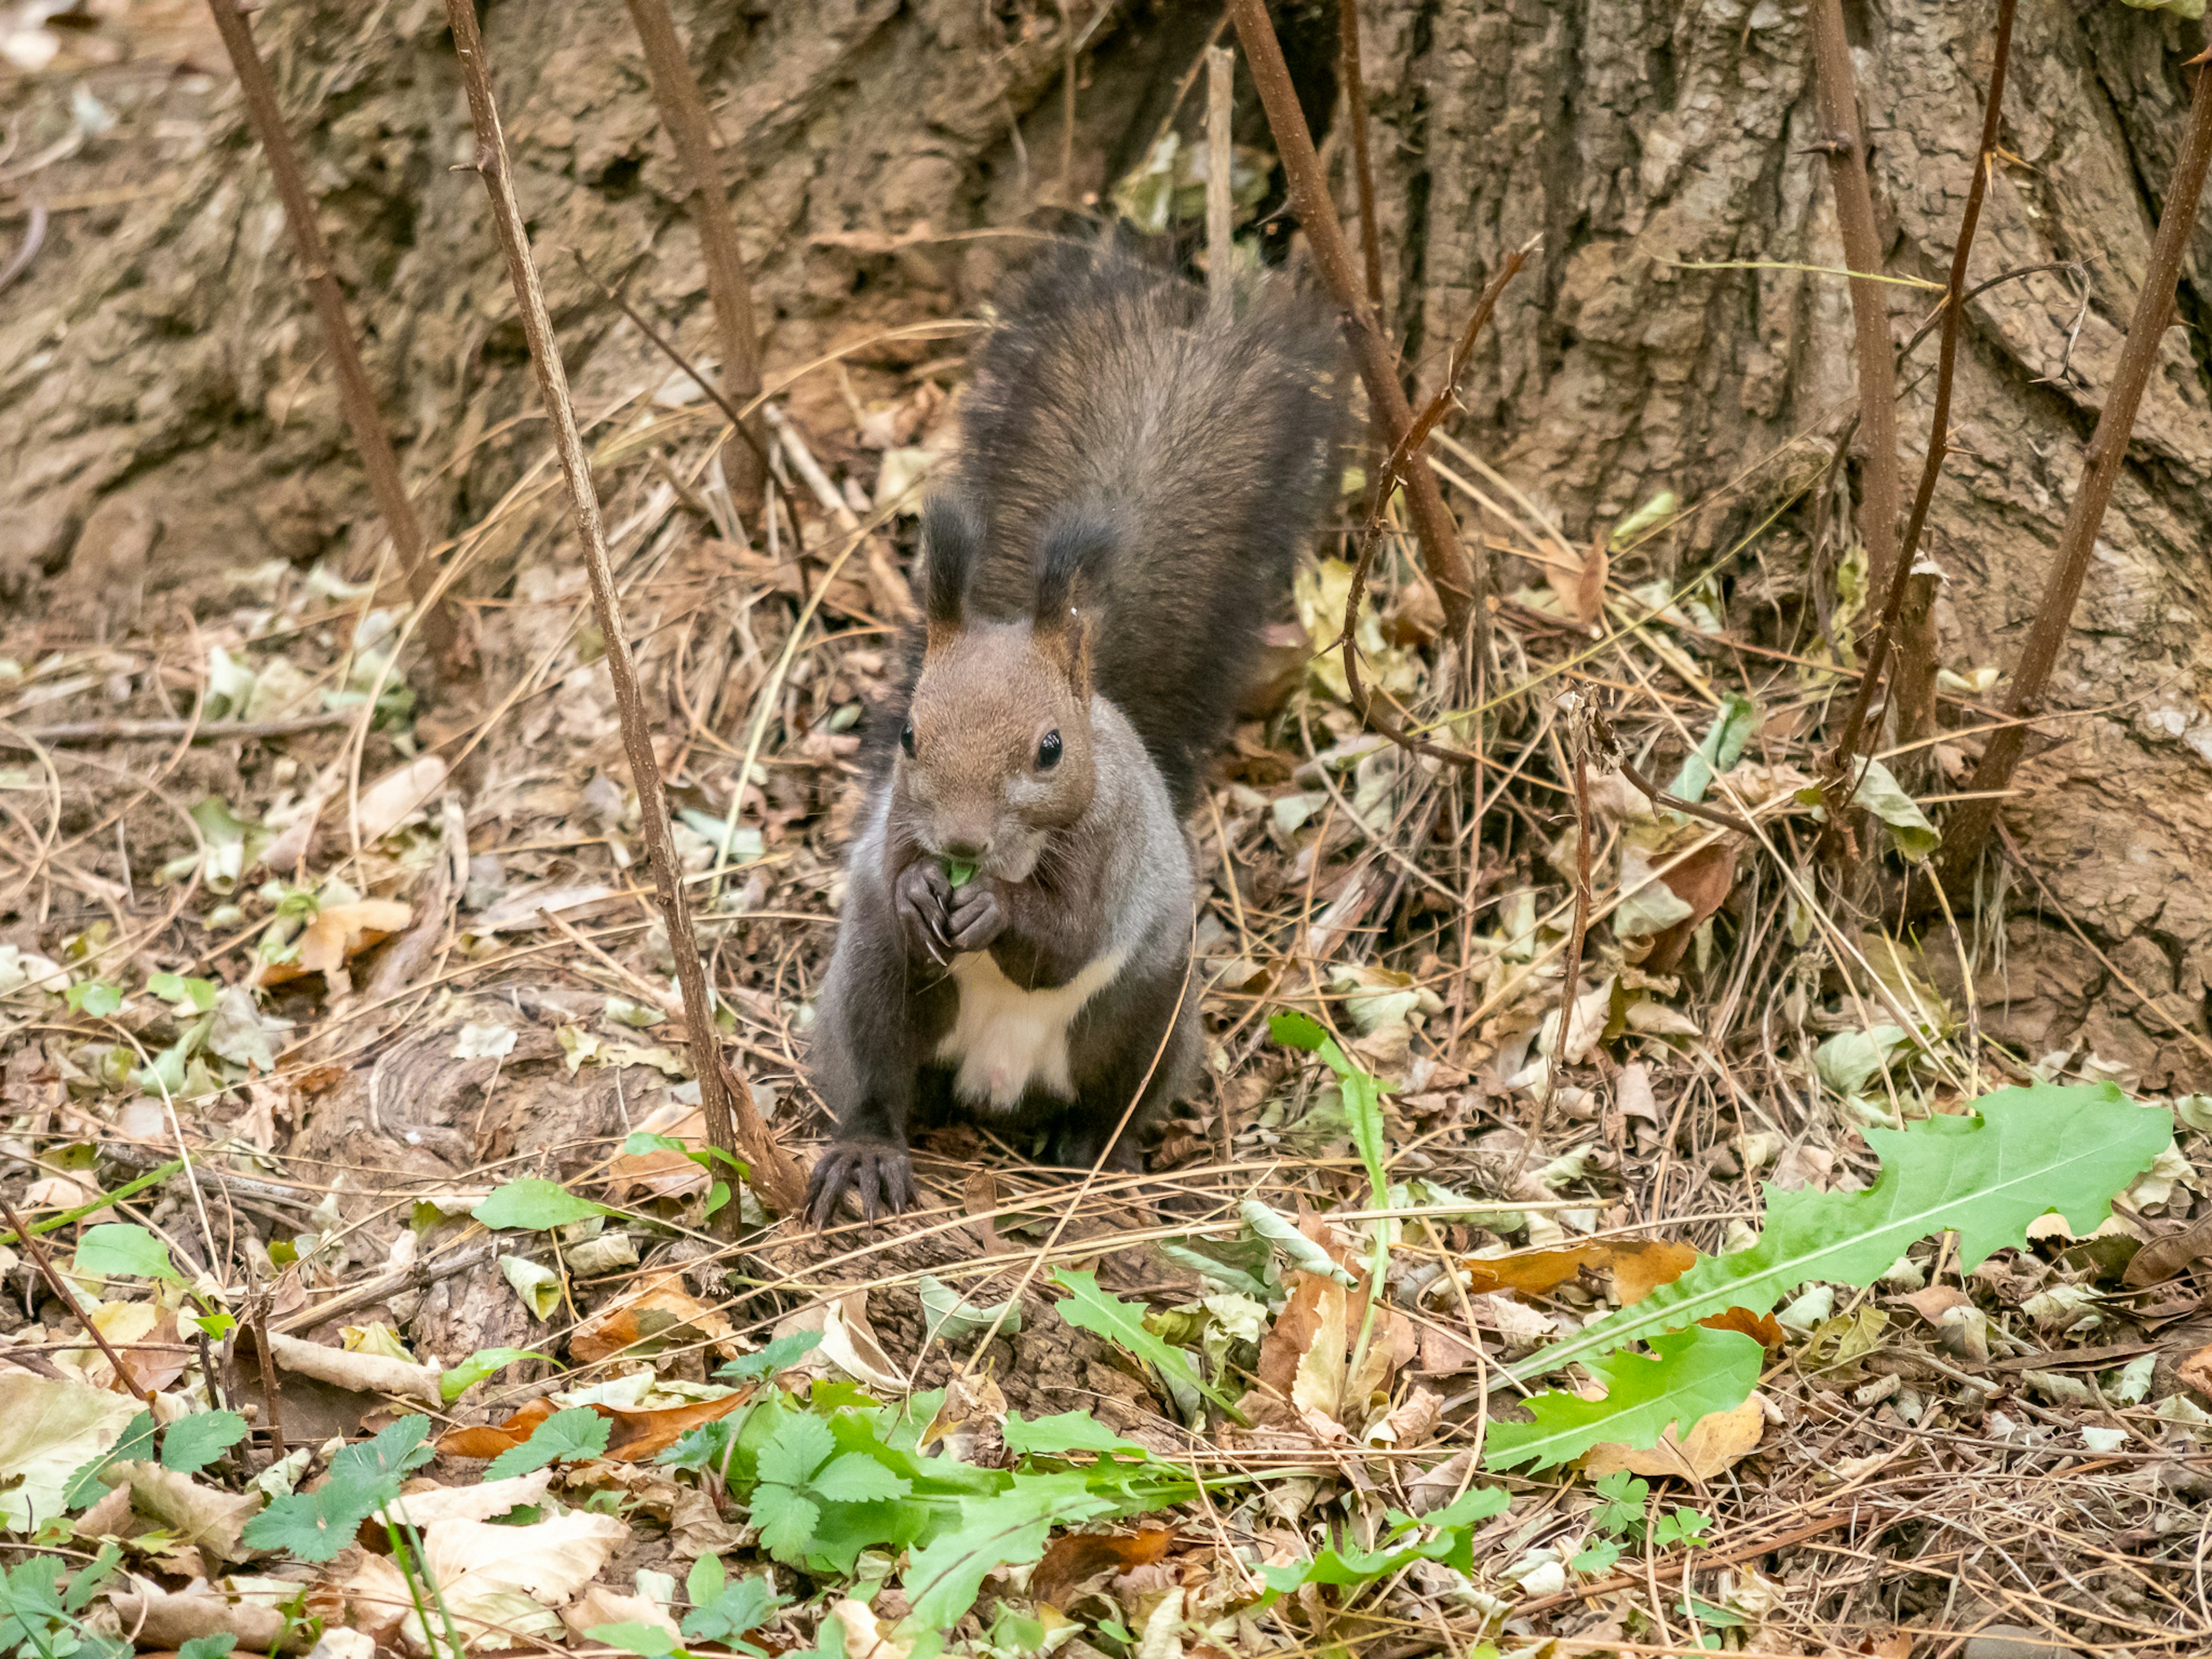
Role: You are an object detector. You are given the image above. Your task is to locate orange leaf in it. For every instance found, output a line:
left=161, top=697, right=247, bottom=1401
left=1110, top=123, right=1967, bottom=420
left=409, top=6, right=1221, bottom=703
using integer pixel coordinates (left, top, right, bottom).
left=436, top=1397, right=555, bottom=1459
left=1698, top=1306, right=1785, bottom=1349
left=1570, top=533, right=1608, bottom=627
left=1031, top=1526, right=1175, bottom=1611
left=1639, top=840, right=1738, bottom=973
left=1465, top=1239, right=1699, bottom=1306
left=601, top=1389, right=753, bottom=1462
left=569, top=1273, right=736, bottom=1365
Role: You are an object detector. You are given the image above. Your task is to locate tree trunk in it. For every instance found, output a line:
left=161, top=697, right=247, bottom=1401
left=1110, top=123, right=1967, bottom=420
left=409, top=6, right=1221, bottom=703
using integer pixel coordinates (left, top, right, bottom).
left=2, top=0, right=2207, bottom=1088
left=1344, top=0, right=2212, bottom=1090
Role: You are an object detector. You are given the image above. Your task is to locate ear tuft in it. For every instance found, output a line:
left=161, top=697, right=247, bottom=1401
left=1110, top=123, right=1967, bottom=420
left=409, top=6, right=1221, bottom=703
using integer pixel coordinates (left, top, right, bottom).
left=921, top=494, right=982, bottom=652
left=1032, top=502, right=1121, bottom=625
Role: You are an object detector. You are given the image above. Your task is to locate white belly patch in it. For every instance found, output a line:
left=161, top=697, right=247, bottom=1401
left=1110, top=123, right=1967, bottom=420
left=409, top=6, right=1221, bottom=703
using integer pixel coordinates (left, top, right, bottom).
left=936, top=948, right=1127, bottom=1111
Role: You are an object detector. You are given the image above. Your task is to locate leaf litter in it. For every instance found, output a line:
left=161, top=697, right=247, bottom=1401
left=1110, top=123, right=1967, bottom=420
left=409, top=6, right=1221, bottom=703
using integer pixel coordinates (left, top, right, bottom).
left=3, top=34, right=2211, bottom=1659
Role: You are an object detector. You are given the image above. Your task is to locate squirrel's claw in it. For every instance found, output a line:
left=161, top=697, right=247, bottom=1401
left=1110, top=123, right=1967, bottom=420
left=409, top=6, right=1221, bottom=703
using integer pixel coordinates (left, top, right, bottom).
left=893, top=861, right=954, bottom=963
left=805, top=1139, right=917, bottom=1230
left=943, top=884, right=1006, bottom=954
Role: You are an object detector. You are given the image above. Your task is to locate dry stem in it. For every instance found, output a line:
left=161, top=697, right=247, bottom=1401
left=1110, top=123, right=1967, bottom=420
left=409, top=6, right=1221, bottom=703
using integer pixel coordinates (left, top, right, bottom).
left=1338, top=0, right=1387, bottom=319
left=1225, top=0, right=1479, bottom=646
left=1806, top=0, right=1903, bottom=602
left=1205, top=46, right=1236, bottom=322
left=1942, top=48, right=2212, bottom=883
left=442, top=0, right=806, bottom=1218
left=1825, top=0, right=2017, bottom=784
left=0, top=1188, right=157, bottom=1404
left=623, top=0, right=768, bottom=514
left=202, top=0, right=458, bottom=669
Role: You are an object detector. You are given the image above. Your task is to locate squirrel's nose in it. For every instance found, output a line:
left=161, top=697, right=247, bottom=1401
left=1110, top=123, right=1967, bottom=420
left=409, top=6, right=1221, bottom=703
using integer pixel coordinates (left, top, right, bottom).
left=941, top=835, right=988, bottom=862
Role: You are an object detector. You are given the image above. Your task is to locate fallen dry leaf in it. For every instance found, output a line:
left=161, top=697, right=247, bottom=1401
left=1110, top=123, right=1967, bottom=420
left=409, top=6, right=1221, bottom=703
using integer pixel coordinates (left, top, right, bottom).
left=1699, top=1306, right=1786, bottom=1349
left=107, top=1461, right=263, bottom=1571
left=264, top=1330, right=442, bottom=1406
left=255, top=900, right=413, bottom=991
left=2123, top=1214, right=2212, bottom=1287
left=1639, top=838, right=1740, bottom=973
left=347, top=1510, right=628, bottom=1654
left=563, top=1585, right=681, bottom=1642
left=435, top=1392, right=749, bottom=1465
left=1465, top=1238, right=1699, bottom=1306
left=601, top=1388, right=754, bottom=1461
left=437, top=1398, right=555, bottom=1460
left=1570, top=532, right=1608, bottom=627
left=354, top=754, right=448, bottom=846
left=1032, top=1526, right=1175, bottom=1611
left=388, top=1469, right=554, bottom=1526
left=108, top=1574, right=310, bottom=1654
left=1582, top=1392, right=1767, bottom=1480
left=832, top=1596, right=915, bottom=1659
left=0, top=1372, right=146, bottom=1533
left=570, top=1271, right=737, bottom=1365
left=603, top=1101, right=710, bottom=1202
left=2179, top=1341, right=2212, bottom=1399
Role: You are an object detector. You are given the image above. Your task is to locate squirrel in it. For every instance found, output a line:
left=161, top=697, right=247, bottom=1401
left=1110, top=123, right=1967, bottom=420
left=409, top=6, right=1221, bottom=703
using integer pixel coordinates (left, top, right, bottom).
left=804, top=237, right=1350, bottom=1228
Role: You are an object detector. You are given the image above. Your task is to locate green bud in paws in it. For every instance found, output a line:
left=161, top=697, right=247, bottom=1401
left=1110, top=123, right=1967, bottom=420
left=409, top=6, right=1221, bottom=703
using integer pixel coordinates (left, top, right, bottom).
left=943, top=858, right=977, bottom=889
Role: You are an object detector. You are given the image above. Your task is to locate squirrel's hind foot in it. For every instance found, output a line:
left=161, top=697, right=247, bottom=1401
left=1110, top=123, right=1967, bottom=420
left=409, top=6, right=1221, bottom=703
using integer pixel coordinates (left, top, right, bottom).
left=805, top=1138, right=917, bottom=1230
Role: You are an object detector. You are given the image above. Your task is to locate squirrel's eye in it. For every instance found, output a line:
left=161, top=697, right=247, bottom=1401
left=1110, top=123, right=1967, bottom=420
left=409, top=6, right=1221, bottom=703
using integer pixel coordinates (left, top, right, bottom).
left=1036, top=730, right=1062, bottom=771
left=900, top=719, right=917, bottom=758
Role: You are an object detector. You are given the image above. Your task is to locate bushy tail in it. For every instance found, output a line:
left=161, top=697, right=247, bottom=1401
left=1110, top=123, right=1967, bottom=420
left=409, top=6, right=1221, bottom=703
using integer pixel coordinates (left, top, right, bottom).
left=947, top=236, right=1351, bottom=815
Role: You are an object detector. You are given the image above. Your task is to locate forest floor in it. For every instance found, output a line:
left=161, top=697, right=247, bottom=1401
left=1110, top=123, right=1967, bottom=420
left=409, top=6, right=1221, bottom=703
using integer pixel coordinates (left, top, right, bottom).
left=5, top=7, right=2212, bottom=1659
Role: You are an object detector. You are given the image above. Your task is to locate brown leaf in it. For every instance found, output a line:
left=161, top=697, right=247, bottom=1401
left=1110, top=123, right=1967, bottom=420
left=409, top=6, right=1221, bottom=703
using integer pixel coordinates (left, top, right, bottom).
left=1570, top=533, right=1608, bottom=627
left=436, top=1398, right=556, bottom=1460
left=108, top=1575, right=310, bottom=1655
left=1464, top=1238, right=1699, bottom=1306
left=2122, top=1214, right=2212, bottom=1287
left=1031, top=1527, right=1175, bottom=1612
left=2179, top=1341, right=2212, bottom=1399
left=1581, top=1392, right=1767, bottom=1480
left=255, top=899, right=413, bottom=990
left=569, top=1272, right=736, bottom=1365
left=603, top=1102, right=710, bottom=1203
left=1639, top=839, right=1739, bottom=972
left=1699, top=1306, right=1786, bottom=1349
left=601, top=1389, right=755, bottom=1461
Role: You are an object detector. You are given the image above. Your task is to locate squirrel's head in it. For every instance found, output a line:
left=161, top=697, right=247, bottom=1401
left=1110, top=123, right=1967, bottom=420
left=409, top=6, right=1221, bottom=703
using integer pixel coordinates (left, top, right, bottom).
left=891, top=495, right=1115, bottom=884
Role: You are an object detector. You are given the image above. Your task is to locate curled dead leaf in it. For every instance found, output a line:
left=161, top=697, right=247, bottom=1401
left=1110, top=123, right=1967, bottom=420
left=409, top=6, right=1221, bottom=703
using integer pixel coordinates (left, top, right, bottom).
left=107, top=1462, right=263, bottom=1571
left=1581, top=1392, right=1767, bottom=1480
left=569, top=1271, right=736, bottom=1365
left=1032, top=1526, right=1175, bottom=1611
left=108, top=1574, right=312, bottom=1654
left=1698, top=1306, right=1785, bottom=1349
left=437, top=1397, right=555, bottom=1460
left=254, top=900, right=414, bottom=991
left=346, top=1510, right=628, bottom=1654
left=1464, top=1238, right=1699, bottom=1306
left=263, top=1330, right=442, bottom=1406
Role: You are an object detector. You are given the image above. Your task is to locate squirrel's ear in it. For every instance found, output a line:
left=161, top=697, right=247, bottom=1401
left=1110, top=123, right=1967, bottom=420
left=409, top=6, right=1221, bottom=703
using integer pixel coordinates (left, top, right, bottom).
left=920, top=495, right=982, bottom=657
left=1031, top=503, right=1118, bottom=687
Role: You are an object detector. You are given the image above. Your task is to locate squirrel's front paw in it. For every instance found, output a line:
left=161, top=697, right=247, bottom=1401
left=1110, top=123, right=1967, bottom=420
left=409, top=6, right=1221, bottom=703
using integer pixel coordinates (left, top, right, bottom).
left=893, top=861, right=952, bottom=963
left=943, top=882, right=1006, bottom=953
left=805, top=1138, right=918, bottom=1230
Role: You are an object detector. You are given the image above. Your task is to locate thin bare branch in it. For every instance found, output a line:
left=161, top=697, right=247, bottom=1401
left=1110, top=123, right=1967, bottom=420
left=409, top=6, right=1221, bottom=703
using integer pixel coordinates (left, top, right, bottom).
left=1825, top=0, right=2018, bottom=783
left=1942, top=48, right=2212, bottom=883
left=202, top=0, right=459, bottom=669
left=1225, top=0, right=1479, bottom=647
left=622, top=0, right=768, bottom=515
left=441, top=0, right=806, bottom=1218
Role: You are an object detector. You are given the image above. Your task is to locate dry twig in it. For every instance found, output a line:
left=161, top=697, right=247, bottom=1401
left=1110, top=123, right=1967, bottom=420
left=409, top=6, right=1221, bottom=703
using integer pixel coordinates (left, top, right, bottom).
left=441, top=0, right=806, bottom=1217
left=622, top=0, right=768, bottom=513
left=1225, top=0, right=1479, bottom=645
left=202, top=0, right=459, bottom=668
left=1942, top=47, right=2212, bottom=882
